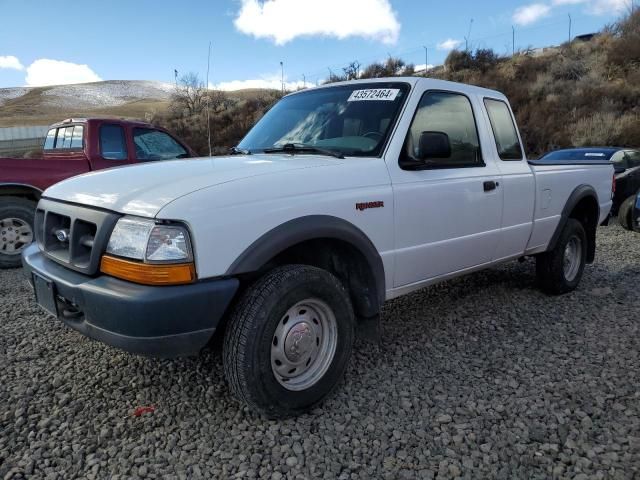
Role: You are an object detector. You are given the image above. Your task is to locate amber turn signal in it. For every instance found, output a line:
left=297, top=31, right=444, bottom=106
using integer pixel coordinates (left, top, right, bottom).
left=100, top=255, right=196, bottom=286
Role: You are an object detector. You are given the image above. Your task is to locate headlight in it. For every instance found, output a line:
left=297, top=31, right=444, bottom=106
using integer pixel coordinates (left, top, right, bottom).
left=106, top=217, right=192, bottom=263
left=102, top=217, right=195, bottom=286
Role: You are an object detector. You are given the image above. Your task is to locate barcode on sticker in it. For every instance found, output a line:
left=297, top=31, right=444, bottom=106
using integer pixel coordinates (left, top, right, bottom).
left=347, top=89, right=400, bottom=102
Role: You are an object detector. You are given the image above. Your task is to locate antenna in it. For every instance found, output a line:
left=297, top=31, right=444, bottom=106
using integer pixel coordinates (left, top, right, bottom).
left=423, top=46, right=428, bottom=77
left=206, top=41, right=212, bottom=157
left=280, top=61, right=284, bottom=95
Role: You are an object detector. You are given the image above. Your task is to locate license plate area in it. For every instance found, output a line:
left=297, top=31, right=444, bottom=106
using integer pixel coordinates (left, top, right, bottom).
left=32, top=273, right=58, bottom=317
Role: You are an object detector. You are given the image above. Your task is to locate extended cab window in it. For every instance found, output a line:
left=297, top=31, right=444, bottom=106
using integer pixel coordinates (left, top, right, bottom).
left=484, top=98, right=523, bottom=160
left=43, top=129, right=56, bottom=149
left=70, top=125, right=84, bottom=148
left=100, top=124, right=127, bottom=160
left=56, top=127, right=73, bottom=149
left=45, top=125, right=84, bottom=150
left=133, top=128, right=188, bottom=161
left=403, top=91, right=483, bottom=168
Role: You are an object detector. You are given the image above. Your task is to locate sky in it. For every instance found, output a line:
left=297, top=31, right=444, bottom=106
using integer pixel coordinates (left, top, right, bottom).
left=0, top=0, right=634, bottom=90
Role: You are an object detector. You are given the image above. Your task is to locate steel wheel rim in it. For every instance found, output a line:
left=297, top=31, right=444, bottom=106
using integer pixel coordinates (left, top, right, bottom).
left=563, top=235, right=582, bottom=282
left=271, top=298, right=338, bottom=391
left=0, top=218, right=33, bottom=256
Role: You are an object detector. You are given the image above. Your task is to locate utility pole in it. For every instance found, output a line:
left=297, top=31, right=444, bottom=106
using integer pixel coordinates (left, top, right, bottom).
left=205, top=41, right=212, bottom=157
left=174, top=69, right=178, bottom=87
left=423, top=46, right=428, bottom=77
left=302, top=74, right=306, bottom=89
left=568, top=13, right=572, bottom=44
left=464, top=18, right=474, bottom=51
left=512, top=26, right=515, bottom=56
left=280, top=61, right=284, bottom=95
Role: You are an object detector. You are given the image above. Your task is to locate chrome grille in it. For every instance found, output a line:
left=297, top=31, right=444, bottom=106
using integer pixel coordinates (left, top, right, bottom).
left=35, top=199, right=120, bottom=275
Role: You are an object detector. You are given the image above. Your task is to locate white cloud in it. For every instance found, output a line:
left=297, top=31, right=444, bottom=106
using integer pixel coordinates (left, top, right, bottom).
left=437, top=39, right=463, bottom=51
left=513, top=3, right=552, bottom=25
left=414, top=64, right=436, bottom=72
left=0, top=55, right=24, bottom=71
left=234, top=0, right=400, bottom=45
left=552, top=0, right=587, bottom=5
left=211, top=72, right=306, bottom=91
left=25, top=59, right=101, bottom=87
left=588, top=0, right=631, bottom=14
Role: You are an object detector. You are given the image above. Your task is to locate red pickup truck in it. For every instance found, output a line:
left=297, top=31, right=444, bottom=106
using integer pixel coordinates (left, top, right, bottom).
left=0, top=118, right=195, bottom=268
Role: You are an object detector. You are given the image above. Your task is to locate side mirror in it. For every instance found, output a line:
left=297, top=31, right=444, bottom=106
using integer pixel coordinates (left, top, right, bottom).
left=418, top=131, right=451, bottom=160
left=614, top=165, right=626, bottom=174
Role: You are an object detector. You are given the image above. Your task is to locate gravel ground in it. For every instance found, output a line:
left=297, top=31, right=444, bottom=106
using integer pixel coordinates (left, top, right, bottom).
left=1, top=224, right=639, bottom=479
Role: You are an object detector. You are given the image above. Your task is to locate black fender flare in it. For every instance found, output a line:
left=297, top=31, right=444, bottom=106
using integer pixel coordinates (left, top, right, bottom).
left=225, top=215, right=386, bottom=309
left=0, top=182, right=42, bottom=202
left=547, top=184, right=599, bottom=262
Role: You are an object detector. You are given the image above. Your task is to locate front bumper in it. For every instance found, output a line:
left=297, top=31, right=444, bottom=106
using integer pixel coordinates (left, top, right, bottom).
left=22, top=244, right=239, bottom=357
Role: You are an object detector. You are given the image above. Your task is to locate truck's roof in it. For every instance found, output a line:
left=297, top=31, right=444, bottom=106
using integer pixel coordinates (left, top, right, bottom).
left=50, top=117, right=155, bottom=128
left=287, top=76, right=507, bottom=100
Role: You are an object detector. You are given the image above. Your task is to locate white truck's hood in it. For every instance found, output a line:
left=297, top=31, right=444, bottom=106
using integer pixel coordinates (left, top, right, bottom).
left=43, top=154, right=343, bottom=217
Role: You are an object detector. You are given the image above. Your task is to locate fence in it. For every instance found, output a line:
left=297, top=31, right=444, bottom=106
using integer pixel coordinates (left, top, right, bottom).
left=0, top=125, right=49, bottom=157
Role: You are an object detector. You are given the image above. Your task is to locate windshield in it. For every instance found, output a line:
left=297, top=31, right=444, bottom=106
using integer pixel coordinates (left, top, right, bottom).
left=238, top=82, right=410, bottom=157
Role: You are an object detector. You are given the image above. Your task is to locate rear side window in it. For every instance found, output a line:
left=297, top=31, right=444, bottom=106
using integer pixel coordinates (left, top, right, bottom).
left=100, top=124, right=127, bottom=160
left=43, top=129, right=56, bottom=149
left=613, top=150, right=640, bottom=169
left=484, top=98, right=523, bottom=160
left=70, top=125, right=84, bottom=148
left=57, top=126, right=73, bottom=149
left=44, top=125, right=84, bottom=150
left=133, top=128, right=187, bottom=161
left=403, top=91, right=483, bottom=168
left=628, top=151, right=640, bottom=168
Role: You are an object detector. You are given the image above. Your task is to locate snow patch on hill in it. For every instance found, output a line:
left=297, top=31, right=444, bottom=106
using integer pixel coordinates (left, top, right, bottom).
left=0, top=80, right=174, bottom=108
left=0, top=87, right=29, bottom=105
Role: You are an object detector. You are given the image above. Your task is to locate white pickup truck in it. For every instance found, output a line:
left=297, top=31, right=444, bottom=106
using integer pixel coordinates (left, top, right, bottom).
left=23, top=78, right=613, bottom=417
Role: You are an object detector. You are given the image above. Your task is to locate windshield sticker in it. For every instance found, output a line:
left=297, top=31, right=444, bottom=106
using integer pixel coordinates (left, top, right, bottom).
left=585, top=153, right=606, bottom=157
left=348, top=89, right=400, bottom=102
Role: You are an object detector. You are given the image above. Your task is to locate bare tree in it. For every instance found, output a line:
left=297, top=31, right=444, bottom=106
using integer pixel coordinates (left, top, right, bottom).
left=171, top=72, right=207, bottom=117
left=343, top=61, right=361, bottom=80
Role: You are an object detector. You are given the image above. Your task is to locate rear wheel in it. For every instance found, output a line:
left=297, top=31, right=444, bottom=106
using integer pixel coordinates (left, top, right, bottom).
left=0, top=197, right=36, bottom=269
left=223, top=265, right=355, bottom=418
left=536, top=218, right=587, bottom=295
left=617, top=195, right=634, bottom=231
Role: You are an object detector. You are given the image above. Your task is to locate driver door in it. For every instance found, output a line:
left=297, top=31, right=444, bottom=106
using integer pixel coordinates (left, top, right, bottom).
left=386, top=89, right=503, bottom=288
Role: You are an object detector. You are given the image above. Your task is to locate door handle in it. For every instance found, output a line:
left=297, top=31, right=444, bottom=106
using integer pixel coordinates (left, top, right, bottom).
left=483, top=180, right=499, bottom=192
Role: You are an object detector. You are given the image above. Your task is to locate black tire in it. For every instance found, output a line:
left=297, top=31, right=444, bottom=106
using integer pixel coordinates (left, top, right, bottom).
left=536, top=218, right=587, bottom=295
left=617, top=195, right=634, bottom=231
left=223, top=265, right=355, bottom=418
left=0, top=196, right=36, bottom=269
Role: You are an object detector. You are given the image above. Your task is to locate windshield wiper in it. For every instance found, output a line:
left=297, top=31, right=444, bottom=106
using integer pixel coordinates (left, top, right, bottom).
left=263, top=143, right=345, bottom=159
left=229, top=146, right=252, bottom=155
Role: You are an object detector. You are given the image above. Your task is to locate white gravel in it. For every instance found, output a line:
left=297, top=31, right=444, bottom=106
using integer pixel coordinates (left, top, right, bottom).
left=1, top=224, right=639, bottom=479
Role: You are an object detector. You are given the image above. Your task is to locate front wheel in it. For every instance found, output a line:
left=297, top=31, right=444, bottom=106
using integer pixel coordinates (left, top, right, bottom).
left=0, top=197, right=36, bottom=269
left=536, top=218, right=587, bottom=295
left=223, top=265, right=355, bottom=418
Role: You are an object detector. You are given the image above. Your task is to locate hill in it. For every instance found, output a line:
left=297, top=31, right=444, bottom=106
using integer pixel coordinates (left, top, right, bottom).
left=429, top=11, right=640, bottom=156
left=0, top=80, right=176, bottom=127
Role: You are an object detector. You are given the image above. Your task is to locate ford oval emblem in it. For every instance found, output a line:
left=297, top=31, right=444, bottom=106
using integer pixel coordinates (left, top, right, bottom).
left=55, top=229, right=69, bottom=243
